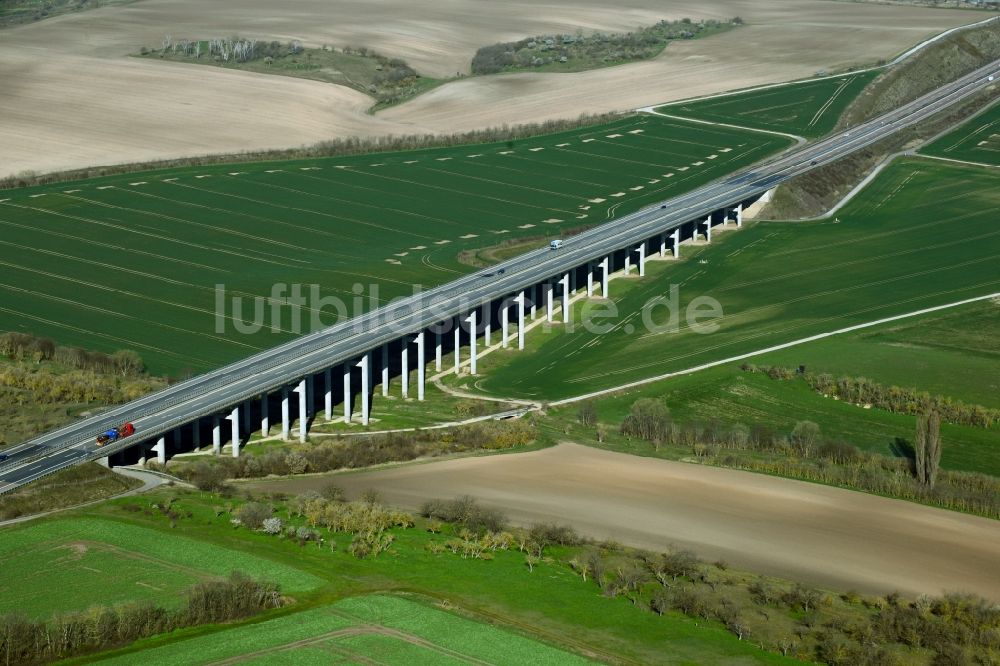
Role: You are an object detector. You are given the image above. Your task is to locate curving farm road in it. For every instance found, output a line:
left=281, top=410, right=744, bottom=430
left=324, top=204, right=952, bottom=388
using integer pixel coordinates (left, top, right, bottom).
left=239, top=443, right=1000, bottom=600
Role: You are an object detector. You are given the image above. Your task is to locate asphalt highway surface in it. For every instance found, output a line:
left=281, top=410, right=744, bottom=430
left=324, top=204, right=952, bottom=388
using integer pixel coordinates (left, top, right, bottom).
left=2, top=59, right=997, bottom=493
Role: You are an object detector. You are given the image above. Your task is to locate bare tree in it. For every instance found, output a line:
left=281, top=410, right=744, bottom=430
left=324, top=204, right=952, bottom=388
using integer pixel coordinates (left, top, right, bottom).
left=919, top=410, right=943, bottom=489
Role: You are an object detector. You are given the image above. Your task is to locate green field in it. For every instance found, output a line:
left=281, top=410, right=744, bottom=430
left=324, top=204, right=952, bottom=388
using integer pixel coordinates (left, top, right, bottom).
left=95, top=595, right=591, bottom=665
left=472, top=158, right=1000, bottom=402
left=921, top=100, right=1000, bottom=165
left=547, top=362, right=999, bottom=476
left=15, top=493, right=796, bottom=665
left=0, top=116, right=788, bottom=376
left=0, top=517, right=321, bottom=619
left=660, top=70, right=879, bottom=138
left=754, top=299, right=1000, bottom=409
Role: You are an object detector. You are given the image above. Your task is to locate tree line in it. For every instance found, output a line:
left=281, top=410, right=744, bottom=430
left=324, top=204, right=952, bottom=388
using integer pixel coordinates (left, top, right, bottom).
left=0, top=332, right=147, bottom=377
left=605, top=397, right=1000, bottom=519
left=181, top=420, right=535, bottom=490
left=0, top=572, right=281, bottom=665
left=471, top=18, right=738, bottom=74
left=742, top=363, right=1000, bottom=429
left=0, top=111, right=628, bottom=191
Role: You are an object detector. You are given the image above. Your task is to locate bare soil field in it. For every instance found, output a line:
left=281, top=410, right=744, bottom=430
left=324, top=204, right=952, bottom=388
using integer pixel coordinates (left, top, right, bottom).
left=241, top=443, right=1000, bottom=600
left=0, top=0, right=981, bottom=177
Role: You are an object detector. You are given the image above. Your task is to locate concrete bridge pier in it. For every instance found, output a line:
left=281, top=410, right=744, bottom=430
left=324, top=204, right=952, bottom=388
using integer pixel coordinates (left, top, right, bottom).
left=416, top=331, right=426, bottom=401
left=294, top=378, right=307, bottom=443
left=546, top=282, right=555, bottom=323
left=358, top=353, right=371, bottom=425
left=467, top=310, right=478, bottom=375
left=242, top=399, right=251, bottom=433
left=501, top=301, right=510, bottom=348
left=736, top=203, right=743, bottom=228
left=324, top=367, right=333, bottom=420
left=152, top=437, right=166, bottom=465
left=454, top=319, right=461, bottom=374
left=281, top=388, right=290, bottom=440
left=560, top=273, right=570, bottom=324
left=401, top=338, right=410, bottom=398
left=672, top=228, right=681, bottom=258
left=262, top=393, right=271, bottom=435
left=704, top=214, right=713, bottom=243
left=636, top=243, right=646, bottom=277
left=381, top=343, right=390, bottom=397
left=517, top=291, right=526, bottom=349
left=227, top=406, right=240, bottom=457
left=600, top=256, right=610, bottom=297
left=483, top=307, right=492, bottom=347
left=586, top=262, right=594, bottom=297
left=212, top=417, right=221, bottom=454
left=434, top=332, right=443, bottom=371
left=343, top=363, right=352, bottom=423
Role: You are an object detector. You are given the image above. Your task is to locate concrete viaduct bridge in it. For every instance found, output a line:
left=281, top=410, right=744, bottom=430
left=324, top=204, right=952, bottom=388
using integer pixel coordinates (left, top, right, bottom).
left=1, top=60, right=997, bottom=492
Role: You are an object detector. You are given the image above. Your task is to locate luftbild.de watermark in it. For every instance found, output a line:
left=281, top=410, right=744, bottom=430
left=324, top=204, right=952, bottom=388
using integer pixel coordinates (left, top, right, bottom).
left=214, top=283, right=723, bottom=338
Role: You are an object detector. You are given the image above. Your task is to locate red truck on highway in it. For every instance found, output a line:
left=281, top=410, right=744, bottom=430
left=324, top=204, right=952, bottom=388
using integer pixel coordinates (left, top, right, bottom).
left=96, top=422, right=135, bottom=446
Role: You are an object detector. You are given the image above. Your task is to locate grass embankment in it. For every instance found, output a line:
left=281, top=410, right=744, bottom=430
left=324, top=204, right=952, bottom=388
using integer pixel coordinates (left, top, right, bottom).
left=469, top=160, right=1000, bottom=402
left=752, top=299, right=1000, bottom=408
left=921, top=99, right=1000, bottom=165
left=764, top=19, right=1000, bottom=218
left=0, top=114, right=787, bottom=375
left=471, top=18, right=739, bottom=75
left=0, top=463, right=141, bottom=520
left=661, top=70, right=879, bottom=138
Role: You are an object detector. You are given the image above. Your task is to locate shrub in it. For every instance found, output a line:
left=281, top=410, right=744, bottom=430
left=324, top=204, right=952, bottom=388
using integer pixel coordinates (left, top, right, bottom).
left=235, top=502, right=271, bottom=530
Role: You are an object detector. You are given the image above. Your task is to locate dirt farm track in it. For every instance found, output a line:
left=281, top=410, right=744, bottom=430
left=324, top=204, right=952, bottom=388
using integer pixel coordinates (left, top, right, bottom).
left=241, top=443, right=1000, bottom=601
left=0, top=0, right=983, bottom=178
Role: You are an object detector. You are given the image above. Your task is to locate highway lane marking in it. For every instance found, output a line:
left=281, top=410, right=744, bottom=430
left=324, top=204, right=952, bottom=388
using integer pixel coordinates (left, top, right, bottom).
left=556, top=143, right=571, bottom=147
left=530, top=148, right=544, bottom=152
left=589, top=198, right=606, bottom=203
left=405, top=160, right=419, bottom=163
left=20, top=65, right=994, bottom=469
left=229, top=172, right=244, bottom=175
left=97, top=186, right=114, bottom=190
left=460, top=234, right=479, bottom=238
left=434, top=240, right=451, bottom=244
